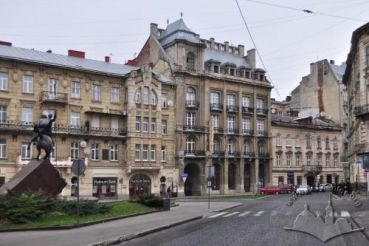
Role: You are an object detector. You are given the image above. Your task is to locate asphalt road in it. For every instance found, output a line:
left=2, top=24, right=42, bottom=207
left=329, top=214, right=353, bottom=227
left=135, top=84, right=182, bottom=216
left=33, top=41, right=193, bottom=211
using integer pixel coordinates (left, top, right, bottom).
left=120, top=192, right=369, bottom=246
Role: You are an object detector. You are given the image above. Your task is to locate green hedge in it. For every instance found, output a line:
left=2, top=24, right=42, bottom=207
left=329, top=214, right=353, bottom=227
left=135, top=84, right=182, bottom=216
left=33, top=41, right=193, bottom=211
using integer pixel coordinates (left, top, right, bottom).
left=137, top=194, right=163, bottom=207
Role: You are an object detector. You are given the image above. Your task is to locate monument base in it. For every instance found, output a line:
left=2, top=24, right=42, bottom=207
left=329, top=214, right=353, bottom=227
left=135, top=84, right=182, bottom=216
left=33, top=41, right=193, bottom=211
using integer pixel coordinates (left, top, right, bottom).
left=0, top=159, right=66, bottom=196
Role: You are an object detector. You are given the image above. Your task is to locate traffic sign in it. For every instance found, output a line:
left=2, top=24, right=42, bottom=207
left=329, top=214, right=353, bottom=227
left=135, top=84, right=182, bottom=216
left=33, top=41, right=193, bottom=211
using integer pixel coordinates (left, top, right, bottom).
left=180, top=173, right=188, bottom=183
left=71, top=159, right=86, bottom=176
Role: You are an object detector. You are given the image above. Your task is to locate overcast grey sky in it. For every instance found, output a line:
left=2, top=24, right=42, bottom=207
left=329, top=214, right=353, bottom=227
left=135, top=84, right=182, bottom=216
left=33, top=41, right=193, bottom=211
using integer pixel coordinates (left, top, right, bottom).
left=0, top=0, right=367, bottom=99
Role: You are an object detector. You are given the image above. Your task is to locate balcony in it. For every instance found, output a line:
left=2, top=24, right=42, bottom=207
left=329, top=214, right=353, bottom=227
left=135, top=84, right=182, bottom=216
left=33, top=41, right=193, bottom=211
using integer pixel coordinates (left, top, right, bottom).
left=256, top=130, right=268, bottom=137
left=40, top=91, right=68, bottom=104
left=256, top=108, right=268, bottom=115
left=0, top=120, right=34, bottom=132
left=243, top=152, right=255, bottom=158
left=185, top=100, right=199, bottom=108
left=210, top=103, right=223, bottom=111
left=241, top=129, right=253, bottom=136
left=226, top=105, right=239, bottom=113
left=182, top=124, right=206, bottom=132
left=184, top=150, right=206, bottom=157
left=354, top=104, right=369, bottom=117
left=227, top=151, right=241, bottom=157
left=302, top=165, right=322, bottom=174
left=258, top=152, right=270, bottom=159
left=242, top=107, right=254, bottom=114
left=226, top=128, right=238, bottom=135
left=212, top=150, right=225, bottom=157
left=213, top=127, right=224, bottom=134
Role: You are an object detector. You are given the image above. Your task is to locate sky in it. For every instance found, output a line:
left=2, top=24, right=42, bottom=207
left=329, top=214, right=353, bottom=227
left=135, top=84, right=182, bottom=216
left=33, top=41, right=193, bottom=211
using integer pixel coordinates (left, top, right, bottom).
left=0, top=0, right=368, bottom=100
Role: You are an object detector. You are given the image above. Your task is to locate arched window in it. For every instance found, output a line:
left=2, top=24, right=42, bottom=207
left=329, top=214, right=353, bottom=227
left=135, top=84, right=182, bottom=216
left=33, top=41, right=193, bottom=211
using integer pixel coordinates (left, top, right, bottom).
left=151, top=90, right=157, bottom=105
left=186, top=87, right=196, bottom=106
left=135, top=88, right=141, bottom=104
left=186, top=52, right=195, bottom=71
left=186, top=136, right=195, bottom=154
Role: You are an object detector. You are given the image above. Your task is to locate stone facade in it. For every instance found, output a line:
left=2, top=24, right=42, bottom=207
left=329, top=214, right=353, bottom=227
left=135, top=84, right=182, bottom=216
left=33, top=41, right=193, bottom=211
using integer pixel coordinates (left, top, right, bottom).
left=343, top=22, right=369, bottom=184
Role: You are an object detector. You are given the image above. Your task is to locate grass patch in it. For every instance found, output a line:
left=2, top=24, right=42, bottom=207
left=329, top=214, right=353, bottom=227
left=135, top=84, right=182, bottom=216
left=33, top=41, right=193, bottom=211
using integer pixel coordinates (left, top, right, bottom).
left=0, top=201, right=155, bottom=230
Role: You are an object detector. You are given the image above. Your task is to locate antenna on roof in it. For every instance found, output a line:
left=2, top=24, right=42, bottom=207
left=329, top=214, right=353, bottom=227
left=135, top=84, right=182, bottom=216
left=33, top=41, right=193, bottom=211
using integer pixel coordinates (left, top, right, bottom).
left=180, top=12, right=183, bottom=18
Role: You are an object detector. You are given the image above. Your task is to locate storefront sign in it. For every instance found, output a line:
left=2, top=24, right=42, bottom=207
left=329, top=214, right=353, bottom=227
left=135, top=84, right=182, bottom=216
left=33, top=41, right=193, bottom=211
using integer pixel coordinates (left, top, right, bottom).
left=93, top=179, right=117, bottom=185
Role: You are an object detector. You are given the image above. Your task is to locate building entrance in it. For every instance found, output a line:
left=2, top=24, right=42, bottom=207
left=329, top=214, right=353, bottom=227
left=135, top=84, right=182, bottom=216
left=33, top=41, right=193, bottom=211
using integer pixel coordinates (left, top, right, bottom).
left=184, top=163, right=201, bottom=196
left=129, top=174, right=151, bottom=199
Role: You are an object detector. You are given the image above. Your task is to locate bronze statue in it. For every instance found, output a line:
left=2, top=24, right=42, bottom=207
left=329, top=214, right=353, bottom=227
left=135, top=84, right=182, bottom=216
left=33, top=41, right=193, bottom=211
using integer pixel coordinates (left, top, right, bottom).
left=28, top=110, right=56, bottom=160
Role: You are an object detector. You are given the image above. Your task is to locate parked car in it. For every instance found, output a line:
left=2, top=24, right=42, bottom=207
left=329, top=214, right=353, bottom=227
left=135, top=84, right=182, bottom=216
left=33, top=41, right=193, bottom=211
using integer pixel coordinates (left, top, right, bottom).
left=296, top=185, right=311, bottom=195
left=260, top=186, right=282, bottom=195
left=324, top=183, right=333, bottom=192
left=278, top=184, right=294, bottom=194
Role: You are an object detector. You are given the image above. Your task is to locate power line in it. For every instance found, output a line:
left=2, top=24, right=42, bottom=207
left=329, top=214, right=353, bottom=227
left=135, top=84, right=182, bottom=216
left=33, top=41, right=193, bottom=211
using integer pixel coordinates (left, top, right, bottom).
left=243, top=0, right=366, bottom=22
left=234, top=0, right=283, bottom=100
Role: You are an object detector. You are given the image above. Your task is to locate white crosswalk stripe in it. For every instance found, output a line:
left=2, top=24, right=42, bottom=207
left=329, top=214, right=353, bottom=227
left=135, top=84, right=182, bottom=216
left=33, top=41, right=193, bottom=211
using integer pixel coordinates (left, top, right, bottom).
left=223, top=212, right=240, bottom=217
left=208, top=212, right=228, bottom=218
left=253, top=211, right=264, bottom=216
left=341, top=211, right=351, bottom=218
left=239, top=211, right=251, bottom=217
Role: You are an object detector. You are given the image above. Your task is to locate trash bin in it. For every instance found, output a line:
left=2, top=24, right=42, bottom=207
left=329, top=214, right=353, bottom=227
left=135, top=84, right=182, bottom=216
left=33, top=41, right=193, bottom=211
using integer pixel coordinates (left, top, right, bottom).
left=163, top=198, right=171, bottom=211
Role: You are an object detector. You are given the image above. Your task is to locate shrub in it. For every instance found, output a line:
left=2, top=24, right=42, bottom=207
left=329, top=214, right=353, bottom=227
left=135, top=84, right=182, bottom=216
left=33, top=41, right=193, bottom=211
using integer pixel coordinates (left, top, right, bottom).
left=0, top=192, right=55, bottom=224
left=55, top=199, right=110, bottom=216
left=137, top=194, right=163, bottom=208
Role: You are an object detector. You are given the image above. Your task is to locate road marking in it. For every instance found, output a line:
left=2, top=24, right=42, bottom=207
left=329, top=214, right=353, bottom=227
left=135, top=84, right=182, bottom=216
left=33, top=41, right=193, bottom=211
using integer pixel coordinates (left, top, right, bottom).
left=223, top=212, right=240, bottom=217
left=208, top=212, right=227, bottom=218
left=254, top=211, right=264, bottom=216
left=341, top=211, right=351, bottom=218
left=239, top=211, right=251, bottom=217
left=270, top=210, right=278, bottom=216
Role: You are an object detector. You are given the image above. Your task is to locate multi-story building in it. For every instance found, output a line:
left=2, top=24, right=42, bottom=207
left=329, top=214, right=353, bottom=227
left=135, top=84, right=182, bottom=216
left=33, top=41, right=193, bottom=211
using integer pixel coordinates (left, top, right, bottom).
left=271, top=112, right=344, bottom=187
left=0, top=41, right=178, bottom=199
left=343, top=22, right=369, bottom=184
left=131, top=18, right=272, bottom=195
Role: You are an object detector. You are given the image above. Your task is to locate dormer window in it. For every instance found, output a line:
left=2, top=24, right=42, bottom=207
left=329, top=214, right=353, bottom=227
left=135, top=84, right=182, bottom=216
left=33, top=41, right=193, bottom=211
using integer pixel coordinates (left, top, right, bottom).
left=214, top=65, right=219, bottom=73
left=230, top=68, right=235, bottom=76
left=186, top=52, right=195, bottom=72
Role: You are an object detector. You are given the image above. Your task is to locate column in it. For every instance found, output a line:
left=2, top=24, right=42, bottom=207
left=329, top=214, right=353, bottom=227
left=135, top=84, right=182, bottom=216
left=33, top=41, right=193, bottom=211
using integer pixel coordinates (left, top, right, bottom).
left=221, top=159, right=229, bottom=194
left=254, top=159, right=259, bottom=194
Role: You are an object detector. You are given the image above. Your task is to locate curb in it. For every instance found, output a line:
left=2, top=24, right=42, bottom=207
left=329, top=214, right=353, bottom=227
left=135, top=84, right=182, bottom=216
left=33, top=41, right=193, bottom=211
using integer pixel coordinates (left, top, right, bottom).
left=212, top=203, right=243, bottom=212
left=91, top=216, right=203, bottom=246
left=350, top=216, right=369, bottom=241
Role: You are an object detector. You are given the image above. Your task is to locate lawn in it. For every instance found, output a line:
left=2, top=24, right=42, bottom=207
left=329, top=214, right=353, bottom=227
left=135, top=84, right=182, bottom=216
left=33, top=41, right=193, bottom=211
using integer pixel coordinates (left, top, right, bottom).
left=0, top=201, right=156, bottom=230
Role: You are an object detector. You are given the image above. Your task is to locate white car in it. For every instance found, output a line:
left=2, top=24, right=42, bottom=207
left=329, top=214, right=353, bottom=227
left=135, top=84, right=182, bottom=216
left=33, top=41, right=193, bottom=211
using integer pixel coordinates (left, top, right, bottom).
left=296, top=185, right=311, bottom=195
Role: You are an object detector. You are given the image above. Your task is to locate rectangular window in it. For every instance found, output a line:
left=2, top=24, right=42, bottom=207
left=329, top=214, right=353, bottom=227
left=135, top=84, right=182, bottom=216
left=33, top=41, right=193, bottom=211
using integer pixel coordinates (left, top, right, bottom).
left=212, top=115, right=220, bottom=129
left=0, top=105, right=7, bottom=122
left=256, top=98, right=264, bottom=109
left=0, top=139, right=6, bottom=158
left=296, top=155, right=301, bottom=166
left=242, top=96, right=250, bottom=107
left=143, top=144, right=149, bottom=161
left=91, top=143, right=99, bottom=160
left=110, top=144, right=118, bottom=161
left=151, top=118, right=156, bottom=132
left=0, top=72, right=8, bottom=91
left=286, top=154, right=291, bottom=166
left=136, top=116, right=141, bottom=132
left=21, top=141, right=31, bottom=160
left=257, top=119, right=265, bottom=135
left=91, top=115, right=100, bottom=128
left=22, top=107, right=33, bottom=124
left=161, top=146, right=167, bottom=162
left=286, top=138, right=292, bottom=147
left=143, top=117, right=149, bottom=132
left=306, top=155, right=311, bottom=166
left=111, top=87, right=120, bottom=103
left=150, top=145, right=156, bottom=161
left=111, top=117, right=119, bottom=135
left=70, top=142, right=79, bottom=160
left=242, top=117, right=250, bottom=132
left=161, top=93, right=168, bottom=108
left=135, top=144, right=141, bottom=160
left=295, top=139, right=300, bottom=147
left=227, top=116, right=235, bottom=132
left=227, top=94, right=236, bottom=106
left=23, top=75, right=33, bottom=93
left=70, top=112, right=81, bottom=127
left=333, top=155, right=338, bottom=166
left=326, top=155, right=331, bottom=166
left=71, top=81, right=81, bottom=98
left=92, top=84, right=101, bottom=101
left=276, top=135, right=281, bottom=146
left=48, top=78, right=58, bottom=98
left=186, top=112, right=196, bottom=128
left=276, top=154, right=281, bottom=166
left=143, top=87, right=149, bottom=104
left=210, top=92, right=220, bottom=104
left=162, top=120, right=168, bottom=135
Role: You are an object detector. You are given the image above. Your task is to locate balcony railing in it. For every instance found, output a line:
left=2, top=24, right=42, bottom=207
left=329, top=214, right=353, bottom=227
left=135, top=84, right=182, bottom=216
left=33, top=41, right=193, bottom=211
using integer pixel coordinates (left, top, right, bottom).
left=182, top=124, right=206, bottom=132
left=184, top=150, right=206, bottom=157
left=213, top=127, right=224, bottom=134
left=185, top=100, right=199, bottom=108
left=256, top=130, right=268, bottom=137
left=210, top=103, right=223, bottom=111
left=212, top=150, right=225, bottom=157
left=256, top=108, right=268, bottom=115
left=258, top=152, right=270, bottom=158
left=226, top=128, right=238, bottom=134
left=227, top=151, right=241, bottom=157
left=354, top=104, right=369, bottom=117
left=227, top=105, right=239, bottom=113
left=40, top=91, right=68, bottom=104
left=241, top=129, right=253, bottom=136
left=243, top=152, right=255, bottom=158
left=242, top=107, right=254, bottom=114
left=302, top=165, right=322, bottom=173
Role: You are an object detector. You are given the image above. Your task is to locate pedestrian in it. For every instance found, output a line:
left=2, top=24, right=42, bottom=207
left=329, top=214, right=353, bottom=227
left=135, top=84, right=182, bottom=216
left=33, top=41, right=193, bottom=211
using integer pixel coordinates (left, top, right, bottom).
left=167, top=187, right=171, bottom=198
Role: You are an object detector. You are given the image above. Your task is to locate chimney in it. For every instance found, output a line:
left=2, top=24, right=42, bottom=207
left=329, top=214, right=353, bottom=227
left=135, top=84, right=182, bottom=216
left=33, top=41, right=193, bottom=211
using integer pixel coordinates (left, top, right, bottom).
left=46, top=49, right=52, bottom=53
left=210, top=38, right=215, bottom=49
left=224, top=41, right=229, bottom=52
left=0, top=40, right=12, bottom=46
left=238, top=44, right=245, bottom=56
left=286, top=96, right=291, bottom=102
left=150, top=23, right=158, bottom=37
left=246, top=49, right=256, bottom=68
left=105, top=56, right=110, bottom=63
left=330, top=60, right=335, bottom=65
left=68, top=49, right=85, bottom=59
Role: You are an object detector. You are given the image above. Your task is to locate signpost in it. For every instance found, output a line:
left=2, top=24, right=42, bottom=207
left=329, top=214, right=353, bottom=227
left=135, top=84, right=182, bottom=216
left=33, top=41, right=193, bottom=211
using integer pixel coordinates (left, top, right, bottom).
left=180, top=173, right=188, bottom=183
left=71, top=159, right=86, bottom=227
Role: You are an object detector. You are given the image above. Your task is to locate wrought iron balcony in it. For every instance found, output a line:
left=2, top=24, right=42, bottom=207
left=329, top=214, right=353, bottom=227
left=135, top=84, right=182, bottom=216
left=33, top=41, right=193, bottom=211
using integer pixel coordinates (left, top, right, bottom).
left=40, top=91, right=68, bottom=104
left=258, top=152, right=270, bottom=158
left=354, top=104, right=369, bottom=117
left=302, top=165, right=322, bottom=173
left=226, top=128, right=238, bottom=134
left=182, top=124, right=206, bottom=132
left=213, top=127, right=224, bottom=134
left=185, top=100, right=199, bottom=108
left=184, top=150, right=206, bottom=157
left=212, top=150, right=225, bottom=157
left=243, top=152, right=255, bottom=158
left=242, top=129, right=253, bottom=136
left=226, top=105, right=239, bottom=113
left=210, top=103, right=223, bottom=111
left=256, top=130, right=268, bottom=137
left=242, top=107, right=254, bottom=114
left=256, top=108, right=268, bottom=115
left=227, top=151, right=241, bottom=157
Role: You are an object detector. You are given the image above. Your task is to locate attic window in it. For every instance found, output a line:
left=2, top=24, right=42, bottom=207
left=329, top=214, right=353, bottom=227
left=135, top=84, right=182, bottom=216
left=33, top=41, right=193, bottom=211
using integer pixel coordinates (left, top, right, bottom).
left=214, top=65, right=219, bottom=73
left=230, top=68, right=235, bottom=76
left=245, top=71, right=250, bottom=79
left=186, top=52, right=195, bottom=72
left=260, top=74, right=264, bottom=81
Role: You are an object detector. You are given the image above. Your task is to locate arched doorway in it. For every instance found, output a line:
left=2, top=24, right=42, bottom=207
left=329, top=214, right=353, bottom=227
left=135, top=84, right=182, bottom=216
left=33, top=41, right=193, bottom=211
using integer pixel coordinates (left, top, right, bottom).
left=244, top=163, right=251, bottom=192
left=228, top=163, right=236, bottom=190
left=129, top=174, right=151, bottom=200
left=184, top=163, right=201, bottom=196
left=307, top=175, right=315, bottom=187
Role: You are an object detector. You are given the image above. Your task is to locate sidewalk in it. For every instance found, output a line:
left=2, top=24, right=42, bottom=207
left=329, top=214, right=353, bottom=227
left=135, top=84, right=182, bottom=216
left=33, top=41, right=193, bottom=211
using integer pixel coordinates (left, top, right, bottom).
left=0, top=202, right=241, bottom=246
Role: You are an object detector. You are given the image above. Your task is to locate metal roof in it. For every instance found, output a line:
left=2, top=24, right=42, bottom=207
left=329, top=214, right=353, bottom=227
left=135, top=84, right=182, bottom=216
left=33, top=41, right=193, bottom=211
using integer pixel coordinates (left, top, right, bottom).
left=0, top=45, right=137, bottom=77
left=159, top=19, right=202, bottom=47
left=204, top=48, right=251, bottom=68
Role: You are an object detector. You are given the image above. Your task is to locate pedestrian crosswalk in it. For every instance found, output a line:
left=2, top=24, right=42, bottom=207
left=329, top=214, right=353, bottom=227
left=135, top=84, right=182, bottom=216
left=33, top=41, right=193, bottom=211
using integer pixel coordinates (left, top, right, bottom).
left=207, top=210, right=352, bottom=219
